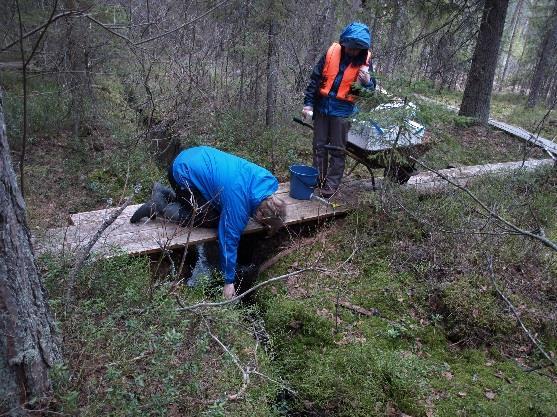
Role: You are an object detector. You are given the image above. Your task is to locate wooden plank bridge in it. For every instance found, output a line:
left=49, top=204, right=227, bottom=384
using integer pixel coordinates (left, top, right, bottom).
left=416, top=95, right=557, bottom=157
left=33, top=158, right=554, bottom=259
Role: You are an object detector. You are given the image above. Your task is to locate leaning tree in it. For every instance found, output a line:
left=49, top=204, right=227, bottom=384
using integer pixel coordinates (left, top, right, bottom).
left=0, top=92, right=62, bottom=415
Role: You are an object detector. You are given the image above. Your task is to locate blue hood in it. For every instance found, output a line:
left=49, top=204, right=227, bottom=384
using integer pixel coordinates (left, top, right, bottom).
left=339, top=22, right=371, bottom=49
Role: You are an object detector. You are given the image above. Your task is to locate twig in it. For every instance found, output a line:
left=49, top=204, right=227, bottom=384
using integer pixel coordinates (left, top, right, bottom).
left=250, top=370, right=297, bottom=395
left=409, top=156, right=557, bottom=252
left=203, top=318, right=250, bottom=401
left=14, top=0, right=60, bottom=197
left=335, top=300, right=380, bottom=317
left=134, top=0, right=232, bottom=46
left=395, top=198, right=521, bottom=236
left=65, top=196, right=133, bottom=305
left=176, top=185, right=200, bottom=280
left=486, top=255, right=556, bottom=369
left=0, top=10, right=79, bottom=53
left=177, top=268, right=313, bottom=311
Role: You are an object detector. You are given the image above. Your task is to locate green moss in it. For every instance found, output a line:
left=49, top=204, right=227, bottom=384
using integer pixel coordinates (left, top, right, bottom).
left=44, top=255, right=279, bottom=416
left=441, top=275, right=515, bottom=343
left=431, top=350, right=557, bottom=417
left=263, top=293, right=431, bottom=416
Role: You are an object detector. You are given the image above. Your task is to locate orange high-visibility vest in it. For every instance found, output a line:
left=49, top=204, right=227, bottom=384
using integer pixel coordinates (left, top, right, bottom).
left=319, top=42, right=371, bottom=103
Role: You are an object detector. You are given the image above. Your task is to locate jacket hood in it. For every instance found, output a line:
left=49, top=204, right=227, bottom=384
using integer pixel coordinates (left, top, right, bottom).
left=339, top=22, right=371, bottom=49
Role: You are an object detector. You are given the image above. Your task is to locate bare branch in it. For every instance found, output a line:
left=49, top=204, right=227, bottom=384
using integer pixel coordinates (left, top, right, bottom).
left=203, top=318, right=250, bottom=401
left=178, top=268, right=313, bottom=311
left=65, top=196, right=134, bottom=305
left=409, top=156, right=557, bottom=252
left=134, top=0, right=232, bottom=46
left=0, top=10, right=79, bottom=53
left=487, top=255, right=556, bottom=369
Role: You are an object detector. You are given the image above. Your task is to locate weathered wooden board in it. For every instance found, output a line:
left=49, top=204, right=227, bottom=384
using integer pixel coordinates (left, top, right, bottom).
left=69, top=182, right=291, bottom=227
left=416, top=95, right=557, bottom=156
left=34, top=181, right=356, bottom=258
left=33, top=158, right=554, bottom=258
left=488, top=119, right=557, bottom=155
left=405, top=158, right=554, bottom=191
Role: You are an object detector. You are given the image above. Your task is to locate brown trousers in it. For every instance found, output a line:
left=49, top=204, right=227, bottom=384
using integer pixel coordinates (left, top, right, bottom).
left=312, top=111, right=351, bottom=191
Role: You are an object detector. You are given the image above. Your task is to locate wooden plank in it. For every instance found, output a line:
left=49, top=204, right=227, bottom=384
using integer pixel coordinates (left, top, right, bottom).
left=34, top=159, right=553, bottom=258
left=416, top=95, right=557, bottom=156
left=69, top=182, right=292, bottom=226
left=405, top=158, right=554, bottom=191
left=488, top=119, right=557, bottom=155
left=35, top=185, right=350, bottom=258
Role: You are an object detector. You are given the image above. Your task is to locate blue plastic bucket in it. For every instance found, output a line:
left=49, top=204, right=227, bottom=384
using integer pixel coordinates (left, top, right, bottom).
left=289, top=164, right=318, bottom=200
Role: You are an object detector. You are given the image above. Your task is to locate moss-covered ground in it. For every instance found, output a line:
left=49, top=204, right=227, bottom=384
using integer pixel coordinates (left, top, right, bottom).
left=41, top=166, right=557, bottom=416
left=3, top=69, right=556, bottom=415
left=255, top=167, right=557, bottom=416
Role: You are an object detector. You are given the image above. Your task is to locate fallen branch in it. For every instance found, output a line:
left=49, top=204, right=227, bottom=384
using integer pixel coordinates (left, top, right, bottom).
left=177, top=268, right=312, bottom=311
left=335, top=299, right=380, bottom=317
left=409, top=156, right=557, bottom=252
left=487, top=255, right=556, bottom=369
left=203, top=319, right=250, bottom=401
left=65, top=196, right=133, bottom=305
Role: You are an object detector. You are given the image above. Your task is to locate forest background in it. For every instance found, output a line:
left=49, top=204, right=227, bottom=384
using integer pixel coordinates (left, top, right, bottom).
left=1, top=0, right=557, bottom=416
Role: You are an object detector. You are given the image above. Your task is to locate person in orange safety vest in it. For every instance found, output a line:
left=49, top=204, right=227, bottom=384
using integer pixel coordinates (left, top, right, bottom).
left=302, top=22, right=376, bottom=198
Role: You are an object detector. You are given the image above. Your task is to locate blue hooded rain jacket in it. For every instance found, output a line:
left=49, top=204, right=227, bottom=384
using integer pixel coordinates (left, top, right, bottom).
left=171, top=146, right=278, bottom=284
left=304, top=22, right=375, bottom=117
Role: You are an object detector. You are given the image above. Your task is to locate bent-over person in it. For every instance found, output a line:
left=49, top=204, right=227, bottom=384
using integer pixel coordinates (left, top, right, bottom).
left=131, top=146, right=286, bottom=299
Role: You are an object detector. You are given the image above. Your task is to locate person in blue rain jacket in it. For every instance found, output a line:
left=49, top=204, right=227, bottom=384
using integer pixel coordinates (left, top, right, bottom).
left=168, top=146, right=286, bottom=299
left=302, top=22, right=376, bottom=198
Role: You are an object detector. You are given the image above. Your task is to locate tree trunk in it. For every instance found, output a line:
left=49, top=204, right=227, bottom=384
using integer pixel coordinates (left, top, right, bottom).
left=0, top=93, right=62, bottom=416
left=265, top=18, right=278, bottom=128
left=384, top=0, right=402, bottom=75
left=511, top=12, right=530, bottom=93
left=295, top=0, right=336, bottom=90
left=546, top=72, right=557, bottom=106
left=498, top=0, right=524, bottom=90
left=526, top=0, right=557, bottom=108
left=459, top=0, right=510, bottom=123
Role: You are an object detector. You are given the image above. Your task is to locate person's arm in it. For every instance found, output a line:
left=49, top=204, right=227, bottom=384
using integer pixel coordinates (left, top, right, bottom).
left=303, top=53, right=326, bottom=109
left=217, top=204, right=249, bottom=298
left=358, top=59, right=376, bottom=91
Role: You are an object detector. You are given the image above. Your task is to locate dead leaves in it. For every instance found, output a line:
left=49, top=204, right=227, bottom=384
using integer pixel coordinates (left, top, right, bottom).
left=484, top=389, right=496, bottom=400
left=441, top=371, right=454, bottom=381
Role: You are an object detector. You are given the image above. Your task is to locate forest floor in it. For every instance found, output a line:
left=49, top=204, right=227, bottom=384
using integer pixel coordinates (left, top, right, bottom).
left=410, top=83, right=557, bottom=140
left=19, top=96, right=548, bottom=230
left=5, top=76, right=556, bottom=416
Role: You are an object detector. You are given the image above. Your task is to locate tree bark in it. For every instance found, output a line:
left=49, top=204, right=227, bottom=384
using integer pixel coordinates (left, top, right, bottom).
left=498, top=0, right=524, bottom=90
left=526, top=0, right=557, bottom=108
left=384, top=0, right=402, bottom=75
left=265, top=18, right=278, bottom=128
left=0, top=92, right=62, bottom=415
left=546, top=72, right=557, bottom=106
left=459, top=0, right=510, bottom=123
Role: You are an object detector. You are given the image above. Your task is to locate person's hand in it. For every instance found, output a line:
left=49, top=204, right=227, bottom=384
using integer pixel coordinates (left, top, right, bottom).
left=223, top=283, right=235, bottom=299
left=302, top=106, right=313, bottom=120
left=358, top=68, right=371, bottom=84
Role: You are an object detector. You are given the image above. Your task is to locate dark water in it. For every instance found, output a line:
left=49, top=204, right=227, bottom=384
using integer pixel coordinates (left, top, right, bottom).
left=150, top=221, right=326, bottom=297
